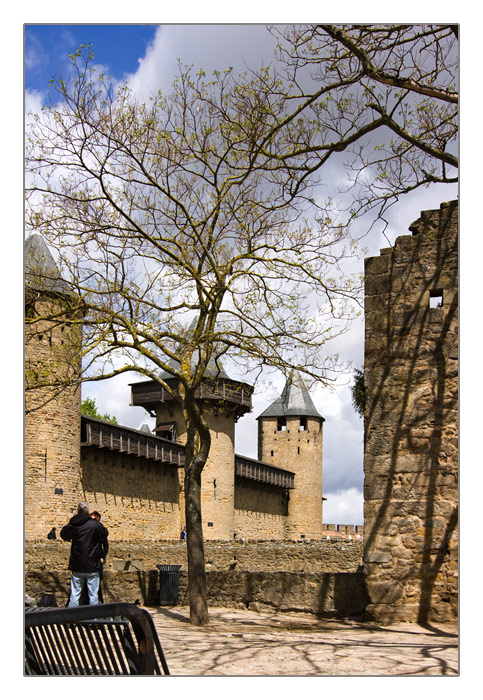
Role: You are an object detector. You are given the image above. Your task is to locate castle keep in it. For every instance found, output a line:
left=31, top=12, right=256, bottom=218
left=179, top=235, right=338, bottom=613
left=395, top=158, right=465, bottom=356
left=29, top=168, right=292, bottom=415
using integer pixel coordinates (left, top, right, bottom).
left=25, top=234, right=325, bottom=542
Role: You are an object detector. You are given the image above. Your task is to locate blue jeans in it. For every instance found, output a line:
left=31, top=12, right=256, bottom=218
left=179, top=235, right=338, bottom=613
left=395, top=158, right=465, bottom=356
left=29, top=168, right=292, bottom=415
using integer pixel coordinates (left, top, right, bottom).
left=68, top=572, right=100, bottom=606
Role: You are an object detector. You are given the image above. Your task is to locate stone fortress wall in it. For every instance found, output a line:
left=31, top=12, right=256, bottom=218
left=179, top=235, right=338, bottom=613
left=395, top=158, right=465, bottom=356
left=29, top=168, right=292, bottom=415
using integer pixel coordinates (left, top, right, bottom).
left=25, top=234, right=326, bottom=544
left=80, top=448, right=182, bottom=541
left=25, top=202, right=458, bottom=624
left=363, top=200, right=458, bottom=623
left=25, top=539, right=363, bottom=574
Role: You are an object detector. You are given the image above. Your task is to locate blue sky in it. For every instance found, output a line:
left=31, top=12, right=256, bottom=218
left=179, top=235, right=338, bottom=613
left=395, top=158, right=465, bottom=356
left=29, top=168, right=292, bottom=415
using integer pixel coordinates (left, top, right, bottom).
left=25, top=25, right=158, bottom=95
left=23, top=22, right=462, bottom=528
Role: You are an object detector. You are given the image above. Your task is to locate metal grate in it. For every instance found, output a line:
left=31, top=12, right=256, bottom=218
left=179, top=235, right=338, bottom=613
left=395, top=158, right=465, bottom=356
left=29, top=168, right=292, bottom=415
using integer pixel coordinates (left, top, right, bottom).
left=25, top=603, right=169, bottom=676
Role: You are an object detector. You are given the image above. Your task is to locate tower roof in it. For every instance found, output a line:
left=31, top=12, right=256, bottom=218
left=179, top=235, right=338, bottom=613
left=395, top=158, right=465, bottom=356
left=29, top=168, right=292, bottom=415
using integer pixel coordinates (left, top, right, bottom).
left=25, top=234, right=71, bottom=296
left=257, top=370, right=324, bottom=420
left=158, top=316, right=243, bottom=384
left=158, top=350, right=232, bottom=382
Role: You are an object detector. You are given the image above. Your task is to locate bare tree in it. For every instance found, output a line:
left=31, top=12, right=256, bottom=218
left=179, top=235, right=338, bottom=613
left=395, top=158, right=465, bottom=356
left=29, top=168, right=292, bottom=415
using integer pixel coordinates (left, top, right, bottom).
left=26, top=49, right=358, bottom=624
left=266, top=24, right=457, bottom=226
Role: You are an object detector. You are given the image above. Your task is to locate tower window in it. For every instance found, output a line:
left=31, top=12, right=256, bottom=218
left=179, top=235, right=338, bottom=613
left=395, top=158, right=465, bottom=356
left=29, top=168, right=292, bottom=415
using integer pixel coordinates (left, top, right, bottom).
left=297, top=446, right=300, bottom=454
left=277, top=417, right=287, bottom=431
left=299, top=417, right=307, bottom=431
left=271, top=450, right=274, bottom=457
left=429, top=290, right=443, bottom=308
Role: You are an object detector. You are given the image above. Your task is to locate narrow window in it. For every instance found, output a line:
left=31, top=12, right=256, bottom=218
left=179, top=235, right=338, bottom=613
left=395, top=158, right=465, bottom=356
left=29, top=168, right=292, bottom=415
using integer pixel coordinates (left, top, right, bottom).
left=270, top=450, right=274, bottom=457
left=297, top=446, right=300, bottom=454
left=429, top=290, right=443, bottom=308
left=299, top=417, right=307, bottom=431
left=277, top=417, right=287, bottom=431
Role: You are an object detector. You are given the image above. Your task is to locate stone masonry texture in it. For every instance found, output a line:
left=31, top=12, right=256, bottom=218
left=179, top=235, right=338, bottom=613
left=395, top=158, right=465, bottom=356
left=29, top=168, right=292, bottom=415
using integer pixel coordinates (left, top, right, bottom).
left=363, top=201, right=458, bottom=624
left=25, top=267, right=325, bottom=543
left=155, top=402, right=237, bottom=539
left=25, top=539, right=363, bottom=574
left=259, top=415, right=323, bottom=538
left=25, top=299, right=83, bottom=538
left=25, top=539, right=365, bottom=615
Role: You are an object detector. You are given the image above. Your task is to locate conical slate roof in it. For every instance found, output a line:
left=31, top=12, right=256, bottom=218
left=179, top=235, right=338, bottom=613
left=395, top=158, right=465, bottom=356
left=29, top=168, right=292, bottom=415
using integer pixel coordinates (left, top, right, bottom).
left=158, top=351, right=232, bottom=381
left=25, top=234, right=71, bottom=296
left=257, top=370, right=324, bottom=420
left=158, top=316, right=236, bottom=383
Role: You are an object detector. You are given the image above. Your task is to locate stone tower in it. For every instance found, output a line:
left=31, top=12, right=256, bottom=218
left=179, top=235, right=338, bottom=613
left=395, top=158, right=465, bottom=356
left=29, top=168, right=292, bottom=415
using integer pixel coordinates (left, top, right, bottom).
left=363, top=201, right=458, bottom=624
left=25, top=235, right=83, bottom=539
left=257, top=371, right=325, bottom=539
left=130, top=355, right=253, bottom=540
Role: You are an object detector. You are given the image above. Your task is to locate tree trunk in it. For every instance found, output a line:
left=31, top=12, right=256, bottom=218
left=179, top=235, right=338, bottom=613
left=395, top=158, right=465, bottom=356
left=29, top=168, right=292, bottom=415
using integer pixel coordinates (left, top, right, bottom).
left=184, top=467, right=209, bottom=625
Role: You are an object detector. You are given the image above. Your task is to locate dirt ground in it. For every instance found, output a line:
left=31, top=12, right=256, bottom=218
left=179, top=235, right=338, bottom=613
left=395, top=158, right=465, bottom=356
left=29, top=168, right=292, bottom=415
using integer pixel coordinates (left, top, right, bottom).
left=147, top=605, right=458, bottom=676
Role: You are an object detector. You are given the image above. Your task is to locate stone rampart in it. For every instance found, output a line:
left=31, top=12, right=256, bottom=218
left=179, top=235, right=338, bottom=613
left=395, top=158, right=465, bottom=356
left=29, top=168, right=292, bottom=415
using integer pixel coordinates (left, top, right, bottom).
left=25, top=539, right=363, bottom=575
left=25, top=568, right=367, bottom=618
left=363, top=201, right=458, bottom=624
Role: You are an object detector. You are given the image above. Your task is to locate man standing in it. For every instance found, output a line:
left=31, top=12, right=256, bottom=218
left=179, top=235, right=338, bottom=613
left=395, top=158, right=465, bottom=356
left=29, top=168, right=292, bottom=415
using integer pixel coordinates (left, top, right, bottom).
left=60, top=502, right=109, bottom=606
left=90, top=511, right=108, bottom=603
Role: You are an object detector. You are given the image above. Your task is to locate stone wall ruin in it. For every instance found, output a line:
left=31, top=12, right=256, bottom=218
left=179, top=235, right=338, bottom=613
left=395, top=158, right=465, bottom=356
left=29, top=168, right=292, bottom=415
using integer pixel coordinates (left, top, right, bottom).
left=363, top=201, right=458, bottom=623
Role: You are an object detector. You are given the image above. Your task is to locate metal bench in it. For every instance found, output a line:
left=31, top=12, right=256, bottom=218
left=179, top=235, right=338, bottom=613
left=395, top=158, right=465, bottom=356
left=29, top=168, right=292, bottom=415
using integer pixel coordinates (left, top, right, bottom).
left=25, top=602, right=170, bottom=676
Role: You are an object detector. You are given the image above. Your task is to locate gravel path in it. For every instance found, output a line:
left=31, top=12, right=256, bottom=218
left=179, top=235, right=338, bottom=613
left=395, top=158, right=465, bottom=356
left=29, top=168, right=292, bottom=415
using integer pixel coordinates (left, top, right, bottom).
left=147, top=606, right=458, bottom=676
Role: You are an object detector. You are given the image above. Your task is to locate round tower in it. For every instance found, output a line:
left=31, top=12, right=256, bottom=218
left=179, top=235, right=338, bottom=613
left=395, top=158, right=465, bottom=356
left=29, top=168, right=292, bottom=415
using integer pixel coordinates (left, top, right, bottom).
left=25, top=235, right=83, bottom=539
left=257, top=371, right=324, bottom=539
left=130, top=356, right=253, bottom=540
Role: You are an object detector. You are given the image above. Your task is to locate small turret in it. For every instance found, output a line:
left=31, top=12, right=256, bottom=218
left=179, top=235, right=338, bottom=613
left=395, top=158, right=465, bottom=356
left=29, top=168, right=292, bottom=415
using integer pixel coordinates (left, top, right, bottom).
left=257, top=371, right=325, bottom=539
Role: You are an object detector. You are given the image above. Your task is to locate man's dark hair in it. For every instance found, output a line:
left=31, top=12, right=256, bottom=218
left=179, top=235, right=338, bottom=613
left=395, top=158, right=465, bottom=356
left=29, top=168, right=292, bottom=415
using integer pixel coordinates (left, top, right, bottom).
left=91, top=511, right=101, bottom=520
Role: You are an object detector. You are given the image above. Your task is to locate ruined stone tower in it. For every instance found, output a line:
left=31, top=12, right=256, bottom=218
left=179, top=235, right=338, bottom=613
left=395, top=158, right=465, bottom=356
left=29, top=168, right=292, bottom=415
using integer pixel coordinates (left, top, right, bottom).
left=25, top=235, right=83, bottom=539
left=130, top=358, right=253, bottom=540
left=363, top=201, right=458, bottom=623
left=257, top=371, right=325, bottom=539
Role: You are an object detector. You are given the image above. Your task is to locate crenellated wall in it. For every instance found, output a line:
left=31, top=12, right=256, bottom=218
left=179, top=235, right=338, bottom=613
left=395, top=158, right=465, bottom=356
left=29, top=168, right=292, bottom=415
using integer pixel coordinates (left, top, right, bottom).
left=363, top=201, right=458, bottom=623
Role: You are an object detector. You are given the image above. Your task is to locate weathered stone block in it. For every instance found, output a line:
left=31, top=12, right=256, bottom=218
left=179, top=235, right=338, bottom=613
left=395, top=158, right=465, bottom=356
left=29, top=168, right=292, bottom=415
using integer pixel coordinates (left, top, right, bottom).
left=364, top=551, right=391, bottom=564
left=365, top=580, right=404, bottom=604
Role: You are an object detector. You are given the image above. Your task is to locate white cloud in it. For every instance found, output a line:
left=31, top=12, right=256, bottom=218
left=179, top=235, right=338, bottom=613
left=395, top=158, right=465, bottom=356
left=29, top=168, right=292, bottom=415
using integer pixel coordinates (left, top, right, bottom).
left=25, top=89, right=44, bottom=120
left=125, top=25, right=278, bottom=100
left=24, top=30, right=45, bottom=71
left=323, top=487, right=363, bottom=526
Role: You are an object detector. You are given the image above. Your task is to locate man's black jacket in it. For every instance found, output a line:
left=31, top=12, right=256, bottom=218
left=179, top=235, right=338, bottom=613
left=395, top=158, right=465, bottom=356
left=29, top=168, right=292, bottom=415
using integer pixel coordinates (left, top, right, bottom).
left=60, top=512, right=109, bottom=573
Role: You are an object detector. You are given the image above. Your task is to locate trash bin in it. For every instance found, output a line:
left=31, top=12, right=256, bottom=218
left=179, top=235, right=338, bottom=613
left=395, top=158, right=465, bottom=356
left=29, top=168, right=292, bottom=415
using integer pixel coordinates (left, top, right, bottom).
left=157, top=565, right=182, bottom=605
